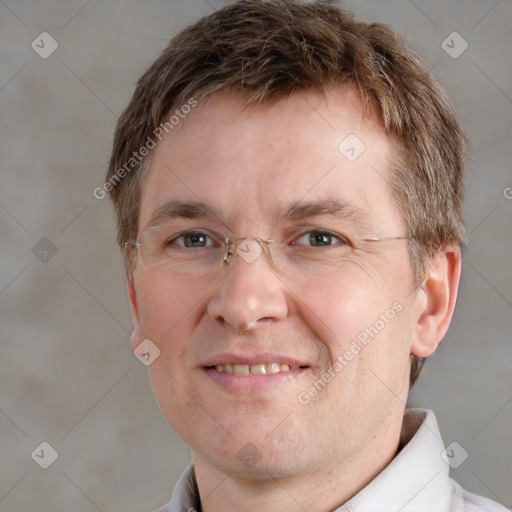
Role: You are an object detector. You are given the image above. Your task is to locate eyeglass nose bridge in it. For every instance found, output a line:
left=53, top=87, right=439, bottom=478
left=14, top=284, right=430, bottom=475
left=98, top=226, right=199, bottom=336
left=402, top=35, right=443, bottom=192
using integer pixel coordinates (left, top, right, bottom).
left=223, top=236, right=275, bottom=266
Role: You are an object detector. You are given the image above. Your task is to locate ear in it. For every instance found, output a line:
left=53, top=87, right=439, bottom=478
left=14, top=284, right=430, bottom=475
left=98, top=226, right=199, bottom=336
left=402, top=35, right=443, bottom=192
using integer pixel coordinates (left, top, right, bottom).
left=127, top=277, right=145, bottom=352
left=411, top=244, right=462, bottom=358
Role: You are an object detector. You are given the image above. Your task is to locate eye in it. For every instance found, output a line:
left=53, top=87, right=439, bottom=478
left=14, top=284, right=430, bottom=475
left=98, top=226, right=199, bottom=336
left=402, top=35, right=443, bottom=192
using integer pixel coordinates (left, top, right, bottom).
left=170, top=231, right=216, bottom=248
left=293, top=230, right=351, bottom=248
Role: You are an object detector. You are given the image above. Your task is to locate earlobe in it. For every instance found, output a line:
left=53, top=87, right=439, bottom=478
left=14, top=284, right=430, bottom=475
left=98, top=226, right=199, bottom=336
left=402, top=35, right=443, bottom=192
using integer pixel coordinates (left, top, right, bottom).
left=411, top=244, right=462, bottom=358
left=127, top=278, right=145, bottom=352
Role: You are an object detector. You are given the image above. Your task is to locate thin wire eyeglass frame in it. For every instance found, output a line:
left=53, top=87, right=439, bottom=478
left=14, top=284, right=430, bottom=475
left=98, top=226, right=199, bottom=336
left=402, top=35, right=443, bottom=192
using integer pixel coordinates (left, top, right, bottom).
left=122, top=227, right=412, bottom=274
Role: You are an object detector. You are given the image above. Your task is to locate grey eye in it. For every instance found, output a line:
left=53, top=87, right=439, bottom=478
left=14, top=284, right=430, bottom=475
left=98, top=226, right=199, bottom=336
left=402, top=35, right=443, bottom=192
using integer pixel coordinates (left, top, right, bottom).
left=172, top=231, right=214, bottom=248
left=295, top=230, right=350, bottom=247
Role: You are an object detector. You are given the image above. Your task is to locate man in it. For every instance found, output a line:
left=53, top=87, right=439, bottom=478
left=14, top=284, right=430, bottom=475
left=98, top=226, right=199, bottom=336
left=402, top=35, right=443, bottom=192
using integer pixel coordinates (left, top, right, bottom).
left=106, top=1, right=507, bottom=510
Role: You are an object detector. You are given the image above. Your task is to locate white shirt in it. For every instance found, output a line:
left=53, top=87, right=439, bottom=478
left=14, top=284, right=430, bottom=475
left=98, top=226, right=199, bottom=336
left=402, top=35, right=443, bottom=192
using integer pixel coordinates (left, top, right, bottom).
left=156, top=409, right=509, bottom=512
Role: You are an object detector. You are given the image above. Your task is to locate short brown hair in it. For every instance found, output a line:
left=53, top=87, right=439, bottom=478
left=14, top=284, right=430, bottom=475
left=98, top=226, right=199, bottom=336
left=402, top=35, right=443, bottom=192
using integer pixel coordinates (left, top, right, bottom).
left=106, top=0, right=469, bottom=386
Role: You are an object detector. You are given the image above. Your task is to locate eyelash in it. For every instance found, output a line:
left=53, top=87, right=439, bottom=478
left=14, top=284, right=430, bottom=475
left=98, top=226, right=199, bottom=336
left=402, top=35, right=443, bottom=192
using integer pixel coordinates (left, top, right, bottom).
left=168, top=231, right=218, bottom=248
left=292, top=229, right=351, bottom=247
left=168, top=229, right=352, bottom=248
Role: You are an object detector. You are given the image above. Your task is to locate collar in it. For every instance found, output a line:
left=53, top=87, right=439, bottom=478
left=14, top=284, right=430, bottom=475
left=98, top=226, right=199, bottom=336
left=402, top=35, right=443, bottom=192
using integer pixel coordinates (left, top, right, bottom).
left=336, top=408, right=451, bottom=511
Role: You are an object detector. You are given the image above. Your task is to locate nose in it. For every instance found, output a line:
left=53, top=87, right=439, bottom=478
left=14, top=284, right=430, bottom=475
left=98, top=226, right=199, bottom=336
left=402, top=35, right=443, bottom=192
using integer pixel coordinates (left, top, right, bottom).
left=207, top=240, right=289, bottom=331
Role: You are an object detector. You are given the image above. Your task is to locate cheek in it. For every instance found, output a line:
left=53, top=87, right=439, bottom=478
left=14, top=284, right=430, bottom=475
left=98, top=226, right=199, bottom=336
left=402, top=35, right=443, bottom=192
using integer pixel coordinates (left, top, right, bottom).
left=136, top=274, right=199, bottom=336
left=136, top=275, right=209, bottom=436
left=290, top=265, right=402, bottom=354
left=134, top=274, right=208, bottom=372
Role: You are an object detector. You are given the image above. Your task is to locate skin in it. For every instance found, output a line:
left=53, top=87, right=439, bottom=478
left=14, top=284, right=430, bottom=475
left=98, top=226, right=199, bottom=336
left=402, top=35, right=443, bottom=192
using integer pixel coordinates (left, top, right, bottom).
left=127, top=88, right=461, bottom=512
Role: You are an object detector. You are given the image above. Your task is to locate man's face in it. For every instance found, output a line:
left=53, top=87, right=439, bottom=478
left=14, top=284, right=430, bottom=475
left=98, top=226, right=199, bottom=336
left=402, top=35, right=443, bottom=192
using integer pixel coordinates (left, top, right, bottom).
left=129, top=88, right=423, bottom=478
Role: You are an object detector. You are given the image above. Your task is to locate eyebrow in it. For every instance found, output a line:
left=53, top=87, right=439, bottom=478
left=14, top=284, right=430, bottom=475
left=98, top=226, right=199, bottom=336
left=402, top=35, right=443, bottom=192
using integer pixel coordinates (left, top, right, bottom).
left=278, top=199, right=371, bottom=229
left=145, top=200, right=219, bottom=229
left=145, top=198, right=371, bottom=231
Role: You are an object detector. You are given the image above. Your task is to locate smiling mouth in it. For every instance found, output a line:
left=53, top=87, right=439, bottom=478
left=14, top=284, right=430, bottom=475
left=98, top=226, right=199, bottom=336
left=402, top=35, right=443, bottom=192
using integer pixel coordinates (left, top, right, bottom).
left=205, top=363, right=309, bottom=375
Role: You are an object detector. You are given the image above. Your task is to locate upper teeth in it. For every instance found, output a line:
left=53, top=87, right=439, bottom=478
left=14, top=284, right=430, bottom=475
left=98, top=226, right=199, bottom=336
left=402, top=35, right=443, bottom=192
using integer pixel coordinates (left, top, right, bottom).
left=213, top=363, right=299, bottom=375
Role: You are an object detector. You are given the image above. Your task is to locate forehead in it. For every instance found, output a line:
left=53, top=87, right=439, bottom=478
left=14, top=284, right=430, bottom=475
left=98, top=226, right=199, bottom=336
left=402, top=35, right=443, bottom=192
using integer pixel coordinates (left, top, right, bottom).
left=139, top=88, right=403, bottom=235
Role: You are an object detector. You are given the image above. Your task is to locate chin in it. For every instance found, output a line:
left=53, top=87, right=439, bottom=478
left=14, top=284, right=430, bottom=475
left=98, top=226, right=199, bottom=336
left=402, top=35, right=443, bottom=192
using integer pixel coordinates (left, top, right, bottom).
left=204, top=448, right=302, bottom=481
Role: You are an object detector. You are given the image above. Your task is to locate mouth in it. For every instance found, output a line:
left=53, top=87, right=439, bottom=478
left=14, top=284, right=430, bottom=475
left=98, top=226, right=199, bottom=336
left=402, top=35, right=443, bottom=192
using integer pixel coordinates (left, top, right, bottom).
left=201, top=355, right=310, bottom=393
left=205, top=362, right=308, bottom=375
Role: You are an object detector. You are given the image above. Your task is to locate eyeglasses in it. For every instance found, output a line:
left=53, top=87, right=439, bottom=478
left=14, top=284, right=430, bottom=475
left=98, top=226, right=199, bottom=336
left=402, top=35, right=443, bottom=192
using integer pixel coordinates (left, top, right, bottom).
left=123, top=224, right=410, bottom=276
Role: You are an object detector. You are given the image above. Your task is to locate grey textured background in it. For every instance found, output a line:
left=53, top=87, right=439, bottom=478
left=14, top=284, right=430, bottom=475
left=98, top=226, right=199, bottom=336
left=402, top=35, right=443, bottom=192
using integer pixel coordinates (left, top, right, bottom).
left=0, top=1, right=511, bottom=511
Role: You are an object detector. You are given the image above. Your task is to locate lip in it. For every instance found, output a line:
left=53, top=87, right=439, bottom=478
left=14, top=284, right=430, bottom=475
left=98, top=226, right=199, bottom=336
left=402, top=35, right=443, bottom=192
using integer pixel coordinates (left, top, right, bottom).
left=203, top=367, right=308, bottom=393
left=202, top=353, right=308, bottom=367
left=201, top=353, right=310, bottom=393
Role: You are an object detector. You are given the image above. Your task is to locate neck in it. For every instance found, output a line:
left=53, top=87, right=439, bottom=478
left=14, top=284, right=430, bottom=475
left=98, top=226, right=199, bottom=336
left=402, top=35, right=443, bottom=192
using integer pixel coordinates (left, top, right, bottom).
left=192, top=420, right=402, bottom=512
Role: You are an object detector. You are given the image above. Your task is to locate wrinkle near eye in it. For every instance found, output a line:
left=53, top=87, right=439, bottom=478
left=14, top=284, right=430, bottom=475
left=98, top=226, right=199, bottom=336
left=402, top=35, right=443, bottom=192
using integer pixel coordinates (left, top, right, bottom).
left=346, top=249, right=399, bottom=284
